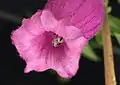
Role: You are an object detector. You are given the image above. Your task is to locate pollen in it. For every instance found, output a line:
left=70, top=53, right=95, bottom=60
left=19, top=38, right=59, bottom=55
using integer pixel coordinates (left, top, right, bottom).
left=52, top=37, right=64, bottom=47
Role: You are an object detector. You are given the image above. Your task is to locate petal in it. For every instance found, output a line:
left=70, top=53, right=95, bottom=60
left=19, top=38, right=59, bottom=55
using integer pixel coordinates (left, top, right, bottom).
left=11, top=10, right=45, bottom=61
left=22, top=10, right=45, bottom=36
left=55, top=23, right=82, bottom=40
left=82, top=5, right=104, bottom=39
left=50, top=36, right=88, bottom=78
left=63, top=26, right=82, bottom=40
left=65, top=36, right=88, bottom=56
left=45, top=0, right=85, bottom=20
left=24, top=58, right=48, bottom=73
left=23, top=31, right=55, bottom=72
left=45, top=0, right=104, bottom=25
left=66, top=0, right=104, bottom=25
left=40, top=10, right=58, bottom=31
left=64, top=36, right=88, bottom=76
left=46, top=44, right=71, bottom=78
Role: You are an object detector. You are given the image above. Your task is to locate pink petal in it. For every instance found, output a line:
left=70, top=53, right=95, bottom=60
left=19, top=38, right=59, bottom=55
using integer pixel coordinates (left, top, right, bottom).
left=51, top=36, right=88, bottom=78
left=41, top=10, right=58, bottom=31
left=22, top=10, right=45, bottom=36
left=55, top=24, right=83, bottom=40
left=81, top=5, right=104, bottom=39
left=11, top=10, right=45, bottom=61
left=45, top=0, right=85, bottom=20
left=24, top=58, right=48, bottom=73
left=45, top=0, right=104, bottom=39
left=45, top=0, right=104, bottom=23
left=64, top=0, right=104, bottom=25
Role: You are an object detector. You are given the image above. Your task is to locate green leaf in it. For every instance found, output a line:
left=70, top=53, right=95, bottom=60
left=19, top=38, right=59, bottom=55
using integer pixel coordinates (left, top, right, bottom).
left=118, top=0, right=120, bottom=4
left=82, top=44, right=101, bottom=61
left=108, top=15, right=120, bottom=33
left=107, top=6, right=112, bottom=14
left=95, top=32, right=103, bottom=45
left=48, top=69, right=56, bottom=75
left=57, top=77, right=71, bottom=84
left=89, top=39, right=102, bottom=49
left=114, top=32, right=120, bottom=45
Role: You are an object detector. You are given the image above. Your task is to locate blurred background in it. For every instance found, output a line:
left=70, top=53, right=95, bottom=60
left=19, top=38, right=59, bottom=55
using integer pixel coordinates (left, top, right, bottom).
left=0, top=0, right=120, bottom=85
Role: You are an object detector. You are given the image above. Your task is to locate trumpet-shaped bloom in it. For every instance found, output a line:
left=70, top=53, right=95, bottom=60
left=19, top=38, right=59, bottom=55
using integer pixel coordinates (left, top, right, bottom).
left=11, top=0, right=104, bottom=78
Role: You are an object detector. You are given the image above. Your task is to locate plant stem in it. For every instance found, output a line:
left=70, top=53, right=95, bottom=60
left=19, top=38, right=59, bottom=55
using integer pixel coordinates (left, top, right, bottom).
left=101, top=0, right=116, bottom=84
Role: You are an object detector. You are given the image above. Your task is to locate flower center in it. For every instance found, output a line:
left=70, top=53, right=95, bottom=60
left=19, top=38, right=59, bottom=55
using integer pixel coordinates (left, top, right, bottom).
left=52, top=37, right=64, bottom=47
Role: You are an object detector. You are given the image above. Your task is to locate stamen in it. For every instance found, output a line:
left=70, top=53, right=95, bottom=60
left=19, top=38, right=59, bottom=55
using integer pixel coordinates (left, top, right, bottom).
left=52, top=37, right=64, bottom=47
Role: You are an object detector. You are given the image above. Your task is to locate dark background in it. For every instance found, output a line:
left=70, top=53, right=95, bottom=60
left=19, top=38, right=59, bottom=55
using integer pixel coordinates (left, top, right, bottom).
left=0, top=0, right=120, bottom=85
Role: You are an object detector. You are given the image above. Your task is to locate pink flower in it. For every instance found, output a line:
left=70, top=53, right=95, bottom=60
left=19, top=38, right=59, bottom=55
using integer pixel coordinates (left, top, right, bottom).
left=11, top=0, right=104, bottom=78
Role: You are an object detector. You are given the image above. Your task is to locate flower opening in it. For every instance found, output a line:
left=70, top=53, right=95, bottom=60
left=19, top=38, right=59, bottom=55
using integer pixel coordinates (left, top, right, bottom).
left=52, top=35, right=64, bottom=47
